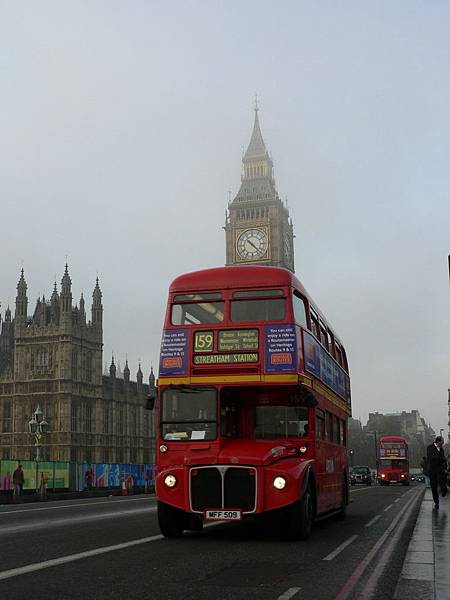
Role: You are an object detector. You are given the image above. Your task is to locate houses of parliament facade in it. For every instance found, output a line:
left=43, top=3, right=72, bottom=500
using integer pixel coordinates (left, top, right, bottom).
left=0, top=103, right=295, bottom=465
left=0, top=267, right=155, bottom=464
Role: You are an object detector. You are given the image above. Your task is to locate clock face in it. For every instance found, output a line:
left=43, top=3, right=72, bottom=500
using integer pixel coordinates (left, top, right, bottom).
left=236, top=228, right=268, bottom=260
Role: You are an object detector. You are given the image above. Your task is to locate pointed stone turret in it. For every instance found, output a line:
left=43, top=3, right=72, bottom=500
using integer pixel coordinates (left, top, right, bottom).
left=15, top=269, right=28, bottom=324
left=5, top=306, right=11, bottom=323
left=109, top=355, right=116, bottom=379
left=91, top=278, right=103, bottom=330
left=149, top=365, right=156, bottom=391
left=79, top=293, right=86, bottom=324
left=123, top=359, right=130, bottom=384
left=137, top=362, right=143, bottom=392
left=50, top=282, right=60, bottom=324
left=60, top=264, right=73, bottom=320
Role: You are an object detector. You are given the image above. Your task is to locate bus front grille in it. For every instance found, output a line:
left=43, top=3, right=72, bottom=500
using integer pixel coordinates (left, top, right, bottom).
left=190, top=466, right=256, bottom=512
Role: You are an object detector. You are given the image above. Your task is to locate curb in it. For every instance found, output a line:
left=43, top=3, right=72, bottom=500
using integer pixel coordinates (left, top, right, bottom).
left=393, top=488, right=434, bottom=600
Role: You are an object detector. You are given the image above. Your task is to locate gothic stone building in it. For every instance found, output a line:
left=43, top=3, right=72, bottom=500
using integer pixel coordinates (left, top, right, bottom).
left=0, top=267, right=155, bottom=464
left=224, top=103, right=295, bottom=272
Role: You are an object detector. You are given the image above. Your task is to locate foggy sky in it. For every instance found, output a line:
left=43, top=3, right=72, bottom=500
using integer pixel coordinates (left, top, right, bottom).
left=1, top=2, right=449, bottom=433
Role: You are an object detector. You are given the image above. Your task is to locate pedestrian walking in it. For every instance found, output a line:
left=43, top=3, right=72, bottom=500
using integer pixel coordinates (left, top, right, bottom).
left=85, top=465, right=94, bottom=491
left=12, top=464, right=24, bottom=503
left=426, top=436, right=448, bottom=509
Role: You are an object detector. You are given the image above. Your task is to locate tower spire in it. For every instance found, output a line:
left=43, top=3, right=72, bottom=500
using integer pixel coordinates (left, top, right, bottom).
left=244, top=97, right=268, bottom=160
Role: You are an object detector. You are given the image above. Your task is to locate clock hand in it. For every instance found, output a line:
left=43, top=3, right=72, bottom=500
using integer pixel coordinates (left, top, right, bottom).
left=247, top=239, right=259, bottom=251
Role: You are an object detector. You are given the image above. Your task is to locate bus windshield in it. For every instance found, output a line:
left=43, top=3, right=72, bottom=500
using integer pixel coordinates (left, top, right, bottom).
left=380, top=459, right=406, bottom=469
left=161, top=388, right=217, bottom=441
left=255, top=405, right=309, bottom=439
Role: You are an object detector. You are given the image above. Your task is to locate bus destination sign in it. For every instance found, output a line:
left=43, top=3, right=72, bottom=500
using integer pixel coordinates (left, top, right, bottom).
left=218, top=329, right=259, bottom=351
left=194, top=353, right=258, bottom=365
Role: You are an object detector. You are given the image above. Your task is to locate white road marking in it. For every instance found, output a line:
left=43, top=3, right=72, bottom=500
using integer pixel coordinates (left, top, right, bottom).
left=323, top=535, right=358, bottom=561
left=277, top=587, right=301, bottom=599
left=0, top=496, right=154, bottom=516
left=394, top=498, right=400, bottom=503
left=349, top=487, right=373, bottom=493
left=383, top=504, right=393, bottom=512
left=365, top=515, right=381, bottom=527
left=0, top=506, right=157, bottom=536
left=334, top=488, right=422, bottom=600
left=0, top=521, right=224, bottom=581
left=0, top=535, right=163, bottom=581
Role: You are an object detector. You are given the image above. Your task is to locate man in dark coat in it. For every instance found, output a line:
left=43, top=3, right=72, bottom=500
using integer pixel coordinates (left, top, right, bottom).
left=12, top=464, right=24, bottom=503
left=426, top=436, right=447, bottom=509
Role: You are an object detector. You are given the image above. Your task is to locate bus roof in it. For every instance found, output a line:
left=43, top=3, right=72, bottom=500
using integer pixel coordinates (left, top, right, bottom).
left=379, top=436, right=407, bottom=443
left=169, top=265, right=306, bottom=294
left=169, top=265, right=344, bottom=345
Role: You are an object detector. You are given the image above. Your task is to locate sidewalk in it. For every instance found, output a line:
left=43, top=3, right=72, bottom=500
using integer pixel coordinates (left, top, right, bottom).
left=394, top=487, right=450, bottom=600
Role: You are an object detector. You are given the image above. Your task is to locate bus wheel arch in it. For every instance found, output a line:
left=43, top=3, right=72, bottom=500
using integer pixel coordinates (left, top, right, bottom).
left=285, top=470, right=316, bottom=540
left=157, top=501, right=185, bottom=538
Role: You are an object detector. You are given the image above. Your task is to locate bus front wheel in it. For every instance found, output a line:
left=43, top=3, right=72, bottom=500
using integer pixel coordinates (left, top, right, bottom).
left=286, top=485, right=314, bottom=540
left=157, top=501, right=185, bottom=538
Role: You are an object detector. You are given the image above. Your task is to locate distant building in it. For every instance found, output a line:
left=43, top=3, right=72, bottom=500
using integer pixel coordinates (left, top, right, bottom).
left=365, top=410, right=435, bottom=443
left=364, top=410, right=435, bottom=467
left=0, top=267, right=155, bottom=464
left=224, top=102, right=295, bottom=272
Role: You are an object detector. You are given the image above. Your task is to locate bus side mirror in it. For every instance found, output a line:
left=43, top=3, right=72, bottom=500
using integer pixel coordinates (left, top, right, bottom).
left=146, top=393, right=156, bottom=411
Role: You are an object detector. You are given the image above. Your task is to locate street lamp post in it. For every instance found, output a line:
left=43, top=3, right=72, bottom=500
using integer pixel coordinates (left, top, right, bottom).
left=28, top=405, right=49, bottom=494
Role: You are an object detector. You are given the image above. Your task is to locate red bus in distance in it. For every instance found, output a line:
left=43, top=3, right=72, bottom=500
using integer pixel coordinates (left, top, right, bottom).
left=378, top=436, right=409, bottom=486
left=154, top=265, right=351, bottom=539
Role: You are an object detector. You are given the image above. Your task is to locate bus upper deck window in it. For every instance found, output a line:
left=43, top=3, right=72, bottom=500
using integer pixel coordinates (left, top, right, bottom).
left=293, top=293, right=307, bottom=328
left=232, top=290, right=283, bottom=298
left=319, top=322, right=329, bottom=351
left=231, top=298, right=285, bottom=322
left=310, top=309, right=320, bottom=340
left=173, top=293, right=222, bottom=301
left=171, top=301, right=225, bottom=325
left=334, top=342, right=343, bottom=367
left=231, top=290, right=285, bottom=322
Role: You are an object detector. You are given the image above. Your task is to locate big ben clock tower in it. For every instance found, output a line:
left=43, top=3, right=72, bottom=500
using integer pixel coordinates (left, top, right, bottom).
left=224, top=102, right=295, bottom=272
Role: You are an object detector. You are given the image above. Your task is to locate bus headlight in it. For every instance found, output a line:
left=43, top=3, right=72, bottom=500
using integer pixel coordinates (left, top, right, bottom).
left=164, top=474, right=177, bottom=488
left=273, top=476, right=287, bottom=490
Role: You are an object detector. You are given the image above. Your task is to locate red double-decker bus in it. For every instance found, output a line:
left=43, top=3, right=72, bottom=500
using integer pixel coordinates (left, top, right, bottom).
left=153, top=265, right=351, bottom=539
left=378, top=436, right=409, bottom=485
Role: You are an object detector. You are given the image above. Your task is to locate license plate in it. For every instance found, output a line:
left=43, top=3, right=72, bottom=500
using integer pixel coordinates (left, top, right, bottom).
left=204, top=509, right=242, bottom=521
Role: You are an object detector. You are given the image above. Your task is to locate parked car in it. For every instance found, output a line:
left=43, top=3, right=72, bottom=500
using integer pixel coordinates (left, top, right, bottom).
left=350, top=466, right=372, bottom=486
